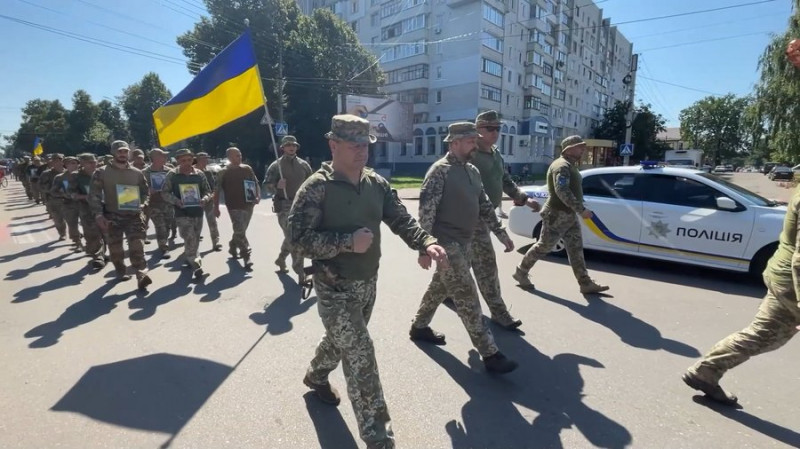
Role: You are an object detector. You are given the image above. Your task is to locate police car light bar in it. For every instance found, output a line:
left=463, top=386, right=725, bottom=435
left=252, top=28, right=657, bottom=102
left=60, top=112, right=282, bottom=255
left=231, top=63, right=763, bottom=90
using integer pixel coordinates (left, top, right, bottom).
left=640, top=161, right=661, bottom=169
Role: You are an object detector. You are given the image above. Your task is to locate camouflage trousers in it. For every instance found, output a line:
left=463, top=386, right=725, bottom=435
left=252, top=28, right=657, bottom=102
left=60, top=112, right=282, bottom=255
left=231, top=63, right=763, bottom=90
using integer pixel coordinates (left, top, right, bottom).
left=688, top=273, right=800, bottom=384
left=412, top=240, right=499, bottom=358
left=470, top=223, right=511, bottom=319
left=79, top=204, right=105, bottom=260
left=31, top=181, right=41, bottom=203
left=176, top=216, right=203, bottom=269
left=228, top=207, right=253, bottom=257
left=306, top=273, right=394, bottom=449
left=22, top=178, right=31, bottom=199
left=146, top=203, right=173, bottom=248
left=47, top=199, right=66, bottom=237
left=276, top=208, right=304, bottom=275
left=519, top=208, right=590, bottom=283
left=106, top=212, right=147, bottom=278
left=203, top=202, right=220, bottom=244
left=63, top=200, right=81, bottom=242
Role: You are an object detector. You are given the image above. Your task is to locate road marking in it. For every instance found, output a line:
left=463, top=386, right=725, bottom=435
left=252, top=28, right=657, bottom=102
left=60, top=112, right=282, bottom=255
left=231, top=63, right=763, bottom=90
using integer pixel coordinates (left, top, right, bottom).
left=10, top=223, right=57, bottom=245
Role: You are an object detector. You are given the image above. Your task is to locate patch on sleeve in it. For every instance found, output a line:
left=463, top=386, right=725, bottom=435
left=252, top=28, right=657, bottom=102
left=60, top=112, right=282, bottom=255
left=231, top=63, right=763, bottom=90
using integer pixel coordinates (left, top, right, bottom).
left=556, top=174, right=569, bottom=187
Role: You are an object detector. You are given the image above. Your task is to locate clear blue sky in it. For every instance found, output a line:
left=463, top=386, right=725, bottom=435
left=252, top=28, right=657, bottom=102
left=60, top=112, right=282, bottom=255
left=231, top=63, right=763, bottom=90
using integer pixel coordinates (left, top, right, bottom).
left=0, top=0, right=794, bottom=143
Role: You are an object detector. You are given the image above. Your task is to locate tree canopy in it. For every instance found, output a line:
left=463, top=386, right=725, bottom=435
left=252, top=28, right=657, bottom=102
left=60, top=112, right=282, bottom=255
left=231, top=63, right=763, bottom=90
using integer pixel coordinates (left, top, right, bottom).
left=592, top=101, right=669, bottom=161
left=678, top=94, right=750, bottom=165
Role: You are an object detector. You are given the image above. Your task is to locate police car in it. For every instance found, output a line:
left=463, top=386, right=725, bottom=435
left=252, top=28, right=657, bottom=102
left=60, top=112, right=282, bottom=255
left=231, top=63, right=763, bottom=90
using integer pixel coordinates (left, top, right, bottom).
left=508, top=162, right=787, bottom=277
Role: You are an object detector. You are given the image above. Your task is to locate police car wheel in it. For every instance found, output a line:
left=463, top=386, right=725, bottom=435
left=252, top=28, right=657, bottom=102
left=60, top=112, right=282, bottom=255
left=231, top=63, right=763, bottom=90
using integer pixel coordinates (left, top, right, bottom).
left=749, top=243, right=777, bottom=281
left=533, top=222, right=567, bottom=257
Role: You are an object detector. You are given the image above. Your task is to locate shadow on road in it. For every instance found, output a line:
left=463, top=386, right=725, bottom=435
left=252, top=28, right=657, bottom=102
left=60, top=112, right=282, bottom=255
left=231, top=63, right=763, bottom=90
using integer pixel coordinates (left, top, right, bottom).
left=0, top=240, right=61, bottom=263
left=51, top=353, right=232, bottom=449
left=517, top=244, right=765, bottom=299
left=12, top=264, right=94, bottom=303
left=24, top=279, right=136, bottom=348
left=416, top=337, right=632, bottom=449
left=8, top=217, right=51, bottom=226
left=691, top=396, right=800, bottom=447
left=249, top=273, right=317, bottom=335
left=128, top=269, right=194, bottom=321
left=529, top=290, right=701, bottom=358
left=5, top=252, right=83, bottom=280
left=193, top=259, right=248, bottom=302
left=303, top=392, right=359, bottom=449
left=10, top=212, right=49, bottom=220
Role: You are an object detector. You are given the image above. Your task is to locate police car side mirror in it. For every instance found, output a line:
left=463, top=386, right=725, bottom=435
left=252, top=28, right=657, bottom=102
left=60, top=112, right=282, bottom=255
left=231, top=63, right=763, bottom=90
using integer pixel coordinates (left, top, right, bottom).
left=716, top=196, right=737, bottom=211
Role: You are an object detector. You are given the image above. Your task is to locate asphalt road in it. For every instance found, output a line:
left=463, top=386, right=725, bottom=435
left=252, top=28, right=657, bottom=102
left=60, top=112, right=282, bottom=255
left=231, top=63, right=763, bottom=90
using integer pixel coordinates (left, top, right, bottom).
left=1, top=173, right=799, bottom=449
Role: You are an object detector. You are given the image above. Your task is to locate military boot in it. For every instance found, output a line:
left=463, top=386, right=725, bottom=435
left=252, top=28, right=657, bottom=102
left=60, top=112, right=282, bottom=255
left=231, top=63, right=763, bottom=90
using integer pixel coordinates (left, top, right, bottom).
left=483, top=352, right=518, bottom=374
left=409, top=326, right=446, bottom=345
left=512, top=267, right=534, bottom=289
left=137, top=274, right=152, bottom=290
left=228, top=245, right=239, bottom=259
left=579, top=279, right=609, bottom=294
left=491, top=312, right=523, bottom=330
left=682, top=371, right=738, bottom=406
left=212, top=240, right=222, bottom=251
left=275, top=257, right=288, bottom=273
left=303, top=375, right=341, bottom=406
left=158, top=245, right=171, bottom=259
left=114, top=264, right=131, bottom=282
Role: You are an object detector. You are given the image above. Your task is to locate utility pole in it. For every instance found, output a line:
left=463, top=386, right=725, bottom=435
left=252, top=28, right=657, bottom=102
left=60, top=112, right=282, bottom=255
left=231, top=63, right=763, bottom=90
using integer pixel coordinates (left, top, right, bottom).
left=277, top=46, right=284, bottom=123
left=623, top=53, right=638, bottom=166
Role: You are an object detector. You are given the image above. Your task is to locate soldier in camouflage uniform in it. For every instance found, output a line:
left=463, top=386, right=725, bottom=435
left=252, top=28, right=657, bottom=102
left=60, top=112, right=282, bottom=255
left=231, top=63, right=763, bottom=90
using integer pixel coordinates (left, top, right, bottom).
left=70, top=153, right=106, bottom=269
left=513, top=135, right=609, bottom=295
left=264, top=135, right=313, bottom=283
left=52, top=156, right=83, bottom=249
left=29, top=157, right=45, bottom=205
left=19, top=156, right=32, bottom=200
left=142, top=148, right=173, bottom=258
left=194, top=152, right=222, bottom=251
left=40, top=154, right=66, bottom=239
left=89, top=140, right=152, bottom=289
left=214, top=147, right=260, bottom=270
left=409, top=122, right=519, bottom=374
left=162, top=149, right=213, bottom=280
left=131, top=149, right=146, bottom=170
left=289, top=115, right=447, bottom=449
left=463, top=110, right=542, bottom=330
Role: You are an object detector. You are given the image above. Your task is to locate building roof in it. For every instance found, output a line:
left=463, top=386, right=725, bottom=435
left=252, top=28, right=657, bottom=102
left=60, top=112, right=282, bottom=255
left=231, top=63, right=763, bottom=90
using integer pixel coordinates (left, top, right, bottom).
left=657, top=127, right=682, bottom=142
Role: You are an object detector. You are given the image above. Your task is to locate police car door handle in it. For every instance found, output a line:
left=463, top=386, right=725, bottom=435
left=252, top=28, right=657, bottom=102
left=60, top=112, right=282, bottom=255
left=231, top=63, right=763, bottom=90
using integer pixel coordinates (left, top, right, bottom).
left=649, top=211, right=664, bottom=217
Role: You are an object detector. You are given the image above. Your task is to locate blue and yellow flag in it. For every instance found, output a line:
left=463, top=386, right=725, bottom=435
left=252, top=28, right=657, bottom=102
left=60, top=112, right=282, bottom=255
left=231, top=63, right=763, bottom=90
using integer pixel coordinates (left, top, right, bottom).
left=32, top=137, right=43, bottom=156
left=153, top=30, right=265, bottom=147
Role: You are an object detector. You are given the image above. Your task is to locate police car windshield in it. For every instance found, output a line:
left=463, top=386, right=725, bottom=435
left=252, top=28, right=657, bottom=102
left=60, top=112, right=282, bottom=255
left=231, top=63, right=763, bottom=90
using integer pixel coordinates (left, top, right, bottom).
left=698, top=173, right=775, bottom=206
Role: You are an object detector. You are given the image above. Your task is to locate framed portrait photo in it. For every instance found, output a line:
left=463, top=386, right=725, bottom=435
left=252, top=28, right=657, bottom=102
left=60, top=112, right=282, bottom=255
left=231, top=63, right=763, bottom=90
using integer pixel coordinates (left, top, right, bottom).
left=179, top=183, right=201, bottom=207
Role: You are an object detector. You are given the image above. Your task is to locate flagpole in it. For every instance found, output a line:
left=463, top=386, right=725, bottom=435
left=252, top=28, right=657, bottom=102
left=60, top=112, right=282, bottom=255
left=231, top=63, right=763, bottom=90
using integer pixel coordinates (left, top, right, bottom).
left=245, top=18, right=286, bottom=200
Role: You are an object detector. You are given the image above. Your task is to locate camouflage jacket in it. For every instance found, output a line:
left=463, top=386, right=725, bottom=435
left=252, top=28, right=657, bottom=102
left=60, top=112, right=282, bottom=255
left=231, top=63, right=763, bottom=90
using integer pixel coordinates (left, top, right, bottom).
left=88, top=163, right=149, bottom=216
left=39, top=168, right=64, bottom=200
left=470, top=145, right=528, bottom=208
left=544, top=154, right=585, bottom=214
left=51, top=171, right=75, bottom=202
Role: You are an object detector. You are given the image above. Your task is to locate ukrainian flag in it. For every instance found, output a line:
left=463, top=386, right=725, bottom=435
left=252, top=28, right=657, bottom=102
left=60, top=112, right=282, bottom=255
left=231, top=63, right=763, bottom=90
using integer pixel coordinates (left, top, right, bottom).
left=32, top=137, right=43, bottom=156
left=153, top=30, right=265, bottom=147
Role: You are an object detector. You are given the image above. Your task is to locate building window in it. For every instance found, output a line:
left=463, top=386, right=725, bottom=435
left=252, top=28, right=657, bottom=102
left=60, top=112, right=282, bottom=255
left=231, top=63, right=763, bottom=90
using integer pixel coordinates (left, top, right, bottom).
left=385, top=64, right=429, bottom=85
left=426, top=128, right=437, bottom=155
left=557, top=51, right=566, bottom=62
left=382, top=41, right=426, bottom=63
left=377, top=141, right=387, bottom=157
left=351, top=0, right=358, bottom=13
left=413, top=112, right=428, bottom=124
left=482, top=58, right=503, bottom=77
left=481, top=84, right=502, bottom=102
left=414, top=137, right=423, bottom=155
left=555, top=89, right=566, bottom=100
left=543, top=63, right=553, bottom=76
left=371, top=13, right=379, bottom=26
left=435, top=90, right=442, bottom=103
left=483, top=3, right=504, bottom=27
left=350, top=21, right=358, bottom=32
left=401, top=143, right=408, bottom=156
left=397, top=88, right=428, bottom=104
left=437, top=66, right=442, bottom=79
left=524, top=95, right=541, bottom=110
left=482, top=32, right=503, bottom=52
left=554, top=69, right=564, bottom=83
left=500, top=135, right=506, bottom=154
left=542, top=83, right=552, bottom=96
left=508, top=136, right=514, bottom=155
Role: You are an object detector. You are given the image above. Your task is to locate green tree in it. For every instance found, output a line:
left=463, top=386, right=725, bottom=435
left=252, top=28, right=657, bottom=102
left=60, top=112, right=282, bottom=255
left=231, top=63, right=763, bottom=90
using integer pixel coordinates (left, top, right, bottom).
left=592, top=101, right=669, bottom=161
left=65, top=89, right=101, bottom=154
left=119, top=72, right=172, bottom=149
left=97, top=99, right=130, bottom=142
left=679, top=94, right=750, bottom=164
left=9, top=99, right=70, bottom=155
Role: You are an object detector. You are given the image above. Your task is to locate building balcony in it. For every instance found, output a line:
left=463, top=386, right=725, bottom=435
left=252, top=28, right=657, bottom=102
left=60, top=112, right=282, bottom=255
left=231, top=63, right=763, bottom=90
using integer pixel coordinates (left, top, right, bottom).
left=446, top=0, right=478, bottom=7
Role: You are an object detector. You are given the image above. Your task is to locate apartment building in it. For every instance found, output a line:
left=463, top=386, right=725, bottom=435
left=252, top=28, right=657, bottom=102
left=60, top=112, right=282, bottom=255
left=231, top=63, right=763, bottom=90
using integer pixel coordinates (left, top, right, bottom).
left=301, top=0, right=633, bottom=174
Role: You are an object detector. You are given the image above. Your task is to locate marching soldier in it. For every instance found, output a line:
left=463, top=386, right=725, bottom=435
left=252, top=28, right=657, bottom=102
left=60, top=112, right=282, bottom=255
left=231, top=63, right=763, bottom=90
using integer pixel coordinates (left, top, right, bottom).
left=52, top=156, right=83, bottom=249
left=29, top=156, right=44, bottom=205
left=214, top=147, right=260, bottom=270
left=142, top=148, right=173, bottom=258
left=264, top=135, right=313, bottom=283
left=40, top=154, right=66, bottom=239
left=289, top=114, right=447, bottom=449
left=512, top=135, right=609, bottom=295
left=19, top=156, right=32, bottom=200
left=70, top=153, right=106, bottom=269
left=130, top=149, right=146, bottom=170
left=194, top=152, right=222, bottom=251
left=89, top=140, right=152, bottom=289
left=409, top=122, right=519, bottom=374
left=161, top=149, right=213, bottom=280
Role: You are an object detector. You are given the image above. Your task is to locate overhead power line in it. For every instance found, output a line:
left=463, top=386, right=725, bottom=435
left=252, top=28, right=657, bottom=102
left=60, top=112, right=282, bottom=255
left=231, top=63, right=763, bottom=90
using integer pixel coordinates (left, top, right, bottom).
left=638, top=30, right=773, bottom=52
left=638, top=75, right=725, bottom=96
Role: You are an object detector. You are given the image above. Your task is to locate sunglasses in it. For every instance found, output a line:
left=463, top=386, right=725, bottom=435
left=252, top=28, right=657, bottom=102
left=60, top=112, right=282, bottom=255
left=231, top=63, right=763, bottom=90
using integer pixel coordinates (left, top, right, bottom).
left=481, top=126, right=501, bottom=132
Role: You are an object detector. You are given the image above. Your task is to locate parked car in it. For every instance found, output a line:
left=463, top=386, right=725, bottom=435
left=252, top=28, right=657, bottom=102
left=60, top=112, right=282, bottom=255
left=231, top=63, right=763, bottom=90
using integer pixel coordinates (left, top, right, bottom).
left=768, top=166, right=794, bottom=181
left=762, top=162, right=779, bottom=175
left=508, top=163, right=786, bottom=278
left=713, top=165, right=732, bottom=173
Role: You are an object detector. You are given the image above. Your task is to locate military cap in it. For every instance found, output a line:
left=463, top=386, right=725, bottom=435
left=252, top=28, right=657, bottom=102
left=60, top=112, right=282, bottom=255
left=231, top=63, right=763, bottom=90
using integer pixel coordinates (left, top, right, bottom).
left=131, top=149, right=145, bottom=157
left=63, top=156, right=78, bottom=163
left=51, top=153, right=64, bottom=160
left=32, top=156, right=41, bottom=161
left=561, top=135, right=586, bottom=153
left=475, top=110, right=502, bottom=127
left=443, top=122, right=482, bottom=142
left=196, top=152, right=210, bottom=158
left=280, top=135, right=301, bottom=147
left=174, top=148, right=194, bottom=158
left=110, top=140, right=130, bottom=152
left=149, top=148, right=167, bottom=156
left=78, top=153, right=97, bottom=162
left=325, top=114, right=377, bottom=144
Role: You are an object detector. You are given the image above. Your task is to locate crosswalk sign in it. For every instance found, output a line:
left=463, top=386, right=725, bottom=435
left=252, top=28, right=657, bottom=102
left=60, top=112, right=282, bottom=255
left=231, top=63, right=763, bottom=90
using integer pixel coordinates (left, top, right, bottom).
left=275, top=122, right=288, bottom=136
left=619, top=143, right=634, bottom=156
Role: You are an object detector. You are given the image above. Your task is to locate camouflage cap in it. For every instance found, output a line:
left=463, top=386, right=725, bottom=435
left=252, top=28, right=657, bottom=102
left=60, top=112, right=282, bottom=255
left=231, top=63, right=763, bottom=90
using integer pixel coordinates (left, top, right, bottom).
left=325, top=114, right=377, bottom=144
left=195, top=152, right=210, bottom=158
left=174, top=148, right=194, bottom=158
left=110, top=140, right=130, bottom=152
left=149, top=148, right=167, bottom=157
left=51, top=153, right=64, bottom=160
left=280, top=135, right=301, bottom=147
left=63, top=156, right=78, bottom=163
left=131, top=149, right=145, bottom=157
left=443, top=122, right=482, bottom=142
left=561, top=135, right=586, bottom=153
left=78, top=153, right=97, bottom=162
left=475, top=110, right=501, bottom=127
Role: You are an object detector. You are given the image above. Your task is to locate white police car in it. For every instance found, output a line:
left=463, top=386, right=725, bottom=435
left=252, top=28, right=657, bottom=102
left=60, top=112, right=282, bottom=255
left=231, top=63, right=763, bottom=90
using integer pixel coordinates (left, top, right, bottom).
left=508, top=162, right=787, bottom=277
